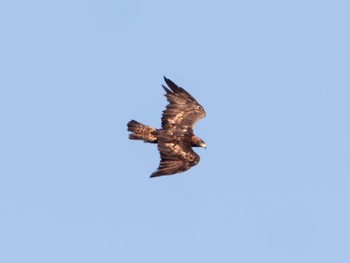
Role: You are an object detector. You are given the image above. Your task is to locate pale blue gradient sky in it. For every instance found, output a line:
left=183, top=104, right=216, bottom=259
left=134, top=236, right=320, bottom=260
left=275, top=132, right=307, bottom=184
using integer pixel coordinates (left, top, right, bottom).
left=1, top=0, right=350, bottom=262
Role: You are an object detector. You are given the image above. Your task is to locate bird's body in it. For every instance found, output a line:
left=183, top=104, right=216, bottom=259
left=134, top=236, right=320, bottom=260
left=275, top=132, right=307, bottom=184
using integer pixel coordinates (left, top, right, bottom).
left=127, top=77, right=206, bottom=178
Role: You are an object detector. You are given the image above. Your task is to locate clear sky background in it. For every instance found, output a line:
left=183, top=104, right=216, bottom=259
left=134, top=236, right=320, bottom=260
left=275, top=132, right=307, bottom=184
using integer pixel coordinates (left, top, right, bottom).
left=1, top=0, right=349, bottom=262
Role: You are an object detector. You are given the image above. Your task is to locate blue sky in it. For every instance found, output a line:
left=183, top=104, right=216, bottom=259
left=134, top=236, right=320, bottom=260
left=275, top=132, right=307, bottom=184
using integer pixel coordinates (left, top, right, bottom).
left=1, top=0, right=350, bottom=262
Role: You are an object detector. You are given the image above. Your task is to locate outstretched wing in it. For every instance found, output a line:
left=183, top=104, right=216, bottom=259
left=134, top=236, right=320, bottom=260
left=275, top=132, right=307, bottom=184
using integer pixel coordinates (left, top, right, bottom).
left=161, top=77, right=206, bottom=130
left=150, top=136, right=200, bottom=178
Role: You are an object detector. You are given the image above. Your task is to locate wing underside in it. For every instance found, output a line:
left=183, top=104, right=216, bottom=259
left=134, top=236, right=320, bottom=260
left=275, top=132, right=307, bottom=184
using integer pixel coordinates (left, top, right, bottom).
left=161, top=77, right=206, bottom=130
left=150, top=138, right=200, bottom=178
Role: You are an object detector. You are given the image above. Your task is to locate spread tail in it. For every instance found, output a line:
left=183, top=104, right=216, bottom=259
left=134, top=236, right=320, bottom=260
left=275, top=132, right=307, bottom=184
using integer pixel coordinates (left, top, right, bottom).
left=127, top=120, right=158, bottom=143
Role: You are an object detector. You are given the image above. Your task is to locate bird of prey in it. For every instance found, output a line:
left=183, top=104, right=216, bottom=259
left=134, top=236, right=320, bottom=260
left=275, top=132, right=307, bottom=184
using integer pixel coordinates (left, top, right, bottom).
left=127, top=77, right=206, bottom=178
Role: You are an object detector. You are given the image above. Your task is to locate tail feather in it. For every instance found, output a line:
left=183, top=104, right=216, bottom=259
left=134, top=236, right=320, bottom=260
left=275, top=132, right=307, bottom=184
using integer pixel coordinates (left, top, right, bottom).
left=127, top=120, right=158, bottom=143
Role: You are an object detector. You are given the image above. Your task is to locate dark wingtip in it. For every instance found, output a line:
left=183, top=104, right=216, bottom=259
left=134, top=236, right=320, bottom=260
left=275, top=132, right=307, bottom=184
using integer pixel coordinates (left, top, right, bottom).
left=162, top=76, right=196, bottom=101
left=150, top=173, right=157, bottom=178
left=150, top=171, right=164, bottom=178
left=163, top=76, right=180, bottom=92
left=162, top=85, right=171, bottom=94
left=163, top=76, right=172, bottom=93
left=163, top=76, right=172, bottom=84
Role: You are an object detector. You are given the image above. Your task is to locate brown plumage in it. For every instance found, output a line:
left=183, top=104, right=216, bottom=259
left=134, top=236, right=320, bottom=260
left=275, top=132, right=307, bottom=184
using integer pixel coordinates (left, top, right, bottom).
left=127, top=77, right=206, bottom=178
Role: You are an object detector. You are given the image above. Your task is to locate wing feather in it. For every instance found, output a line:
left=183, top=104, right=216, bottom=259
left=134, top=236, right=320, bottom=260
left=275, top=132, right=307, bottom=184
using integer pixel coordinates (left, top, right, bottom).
left=150, top=134, right=200, bottom=178
left=161, top=77, right=206, bottom=130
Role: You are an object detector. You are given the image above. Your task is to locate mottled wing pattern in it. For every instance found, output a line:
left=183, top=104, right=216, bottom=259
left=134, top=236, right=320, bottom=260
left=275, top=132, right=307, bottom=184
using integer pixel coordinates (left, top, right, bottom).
left=161, top=77, right=206, bottom=130
left=150, top=136, right=200, bottom=178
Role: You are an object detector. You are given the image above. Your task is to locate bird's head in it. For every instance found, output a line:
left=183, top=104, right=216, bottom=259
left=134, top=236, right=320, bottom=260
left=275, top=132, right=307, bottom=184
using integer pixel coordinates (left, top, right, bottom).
left=191, top=136, right=206, bottom=148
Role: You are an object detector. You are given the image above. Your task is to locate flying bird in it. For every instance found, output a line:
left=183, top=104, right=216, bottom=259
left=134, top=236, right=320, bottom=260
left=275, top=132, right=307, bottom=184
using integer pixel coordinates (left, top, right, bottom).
left=127, top=77, right=206, bottom=178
